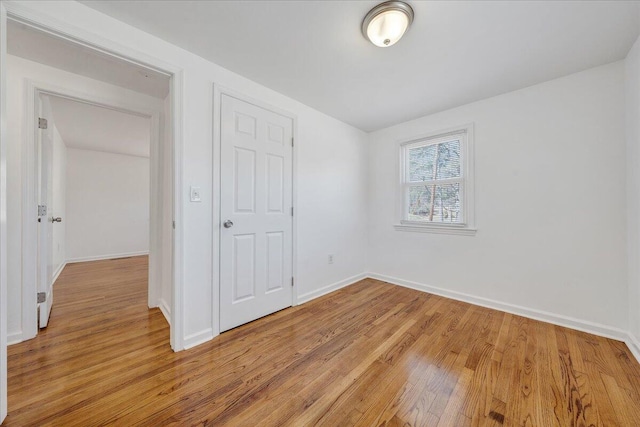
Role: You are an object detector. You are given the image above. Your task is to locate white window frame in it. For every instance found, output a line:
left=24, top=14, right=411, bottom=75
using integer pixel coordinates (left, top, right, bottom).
left=394, top=123, right=476, bottom=236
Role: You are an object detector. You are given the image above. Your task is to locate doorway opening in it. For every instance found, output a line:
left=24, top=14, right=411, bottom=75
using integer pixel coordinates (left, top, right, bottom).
left=6, top=19, right=177, bottom=347
left=35, top=92, right=160, bottom=329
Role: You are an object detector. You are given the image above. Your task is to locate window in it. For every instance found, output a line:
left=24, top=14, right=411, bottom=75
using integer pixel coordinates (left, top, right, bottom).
left=396, top=125, right=475, bottom=235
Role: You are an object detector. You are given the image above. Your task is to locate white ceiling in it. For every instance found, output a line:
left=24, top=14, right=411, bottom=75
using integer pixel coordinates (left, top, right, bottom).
left=48, top=95, right=151, bottom=158
left=7, top=20, right=170, bottom=99
left=81, top=1, right=639, bottom=132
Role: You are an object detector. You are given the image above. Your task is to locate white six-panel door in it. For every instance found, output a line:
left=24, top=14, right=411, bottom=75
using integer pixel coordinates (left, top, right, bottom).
left=220, top=94, right=293, bottom=332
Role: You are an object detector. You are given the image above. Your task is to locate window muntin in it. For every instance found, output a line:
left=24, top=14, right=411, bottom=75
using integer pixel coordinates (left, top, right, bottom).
left=402, top=131, right=467, bottom=226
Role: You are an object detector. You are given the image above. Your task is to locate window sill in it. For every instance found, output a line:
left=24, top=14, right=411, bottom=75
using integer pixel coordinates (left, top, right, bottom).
left=393, top=224, right=477, bottom=236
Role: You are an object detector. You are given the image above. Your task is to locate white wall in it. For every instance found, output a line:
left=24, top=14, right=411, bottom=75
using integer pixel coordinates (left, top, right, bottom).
left=368, top=62, right=628, bottom=332
left=65, top=148, right=150, bottom=262
left=6, top=54, right=164, bottom=341
left=51, top=124, right=66, bottom=277
left=6, top=2, right=369, bottom=349
left=626, top=35, right=640, bottom=351
left=296, top=112, right=369, bottom=302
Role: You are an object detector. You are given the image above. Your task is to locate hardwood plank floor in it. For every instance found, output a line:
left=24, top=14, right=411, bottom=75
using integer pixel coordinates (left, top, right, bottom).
left=6, top=255, right=640, bottom=426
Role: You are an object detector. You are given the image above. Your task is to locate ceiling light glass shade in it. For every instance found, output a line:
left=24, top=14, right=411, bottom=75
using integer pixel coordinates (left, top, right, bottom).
left=362, top=1, right=414, bottom=47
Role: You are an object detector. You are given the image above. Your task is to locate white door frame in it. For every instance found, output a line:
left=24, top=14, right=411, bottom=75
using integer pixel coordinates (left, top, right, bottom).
left=0, top=2, right=8, bottom=422
left=212, top=85, right=298, bottom=336
left=22, top=81, right=162, bottom=337
left=2, top=1, right=185, bottom=352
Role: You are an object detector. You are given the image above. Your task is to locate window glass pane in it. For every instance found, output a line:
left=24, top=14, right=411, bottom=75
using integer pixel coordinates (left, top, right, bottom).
left=408, top=183, right=462, bottom=223
left=436, top=140, right=461, bottom=179
left=408, top=145, right=436, bottom=181
left=408, top=139, right=461, bottom=182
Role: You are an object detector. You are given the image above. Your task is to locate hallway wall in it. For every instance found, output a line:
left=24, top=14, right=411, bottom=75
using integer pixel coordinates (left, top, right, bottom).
left=65, top=147, right=150, bottom=263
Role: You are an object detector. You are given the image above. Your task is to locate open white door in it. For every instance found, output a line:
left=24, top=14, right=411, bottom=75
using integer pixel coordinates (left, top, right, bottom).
left=36, top=94, right=55, bottom=328
left=0, top=2, right=8, bottom=422
left=219, top=94, right=293, bottom=332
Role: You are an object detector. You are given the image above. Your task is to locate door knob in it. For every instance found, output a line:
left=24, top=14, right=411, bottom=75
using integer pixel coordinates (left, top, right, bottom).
left=223, top=220, right=234, bottom=228
left=51, top=217, right=62, bottom=223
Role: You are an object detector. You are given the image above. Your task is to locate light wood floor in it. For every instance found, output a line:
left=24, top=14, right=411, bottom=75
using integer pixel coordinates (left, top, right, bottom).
left=6, top=256, right=640, bottom=426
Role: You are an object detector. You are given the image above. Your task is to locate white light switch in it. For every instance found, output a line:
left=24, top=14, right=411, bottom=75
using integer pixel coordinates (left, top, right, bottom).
left=190, top=186, right=202, bottom=202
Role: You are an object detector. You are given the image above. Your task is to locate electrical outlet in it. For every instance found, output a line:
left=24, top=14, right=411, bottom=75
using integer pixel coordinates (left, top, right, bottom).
left=328, top=254, right=334, bottom=264
left=190, top=186, right=202, bottom=202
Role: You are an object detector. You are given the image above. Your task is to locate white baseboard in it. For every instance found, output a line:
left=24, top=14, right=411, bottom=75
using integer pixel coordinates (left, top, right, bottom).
left=158, top=298, right=171, bottom=326
left=7, top=331, right=24, bottom=346
left=183, top=328, right=215, bottom=350
left=66, top=251, right=149, bottom=264
left=52, top=261, right=67, bottom=285
left=297, top=273, right=368, bottom=305
left=626, top=333, right=640, bottom=364
left=368, top=273, right=629, bottom=343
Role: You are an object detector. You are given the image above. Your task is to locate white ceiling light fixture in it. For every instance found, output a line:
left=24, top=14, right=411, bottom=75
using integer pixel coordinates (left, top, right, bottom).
left=362, top=1, right=414, bottom=48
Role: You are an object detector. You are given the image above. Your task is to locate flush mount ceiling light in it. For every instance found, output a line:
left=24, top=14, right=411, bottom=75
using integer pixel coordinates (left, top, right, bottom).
left=362, top=1, right=414, bottom=47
